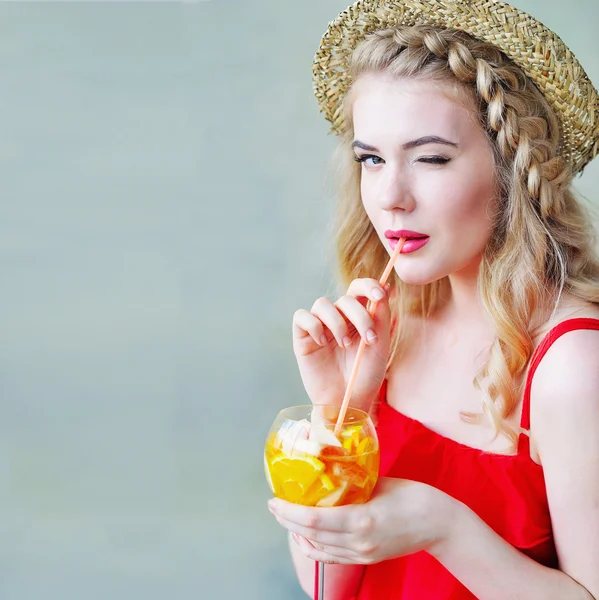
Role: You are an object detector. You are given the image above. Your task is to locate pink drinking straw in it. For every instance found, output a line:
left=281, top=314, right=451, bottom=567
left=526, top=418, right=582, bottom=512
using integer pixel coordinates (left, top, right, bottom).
left=333, top=238, right=405, bottom=436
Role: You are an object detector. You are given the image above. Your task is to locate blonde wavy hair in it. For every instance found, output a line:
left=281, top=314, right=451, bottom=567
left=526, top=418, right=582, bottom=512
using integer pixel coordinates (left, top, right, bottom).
left=333, top=26, right=599, bottom=446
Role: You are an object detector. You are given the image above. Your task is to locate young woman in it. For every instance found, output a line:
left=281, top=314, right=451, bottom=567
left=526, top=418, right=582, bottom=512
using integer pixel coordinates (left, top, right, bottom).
left=267, top=1, right=599, bottom=598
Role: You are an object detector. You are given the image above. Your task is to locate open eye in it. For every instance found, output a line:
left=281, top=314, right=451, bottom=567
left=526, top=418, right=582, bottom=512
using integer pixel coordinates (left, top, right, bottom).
left=354, top=154, right=384, bottom=166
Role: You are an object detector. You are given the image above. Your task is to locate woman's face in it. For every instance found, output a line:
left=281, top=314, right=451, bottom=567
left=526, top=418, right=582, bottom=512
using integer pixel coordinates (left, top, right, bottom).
left=351, top=73, right=497, bottom=285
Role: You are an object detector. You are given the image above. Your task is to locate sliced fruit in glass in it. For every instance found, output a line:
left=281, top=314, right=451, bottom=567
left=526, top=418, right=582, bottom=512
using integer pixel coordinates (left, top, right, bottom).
left=264, top=405, right=380, bottom=507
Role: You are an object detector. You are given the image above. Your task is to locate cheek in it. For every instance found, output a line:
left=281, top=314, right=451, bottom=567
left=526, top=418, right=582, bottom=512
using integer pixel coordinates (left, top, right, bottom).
left=436, top=180, right=494, bottom=241
left=360, top=180, right=378, bottom=221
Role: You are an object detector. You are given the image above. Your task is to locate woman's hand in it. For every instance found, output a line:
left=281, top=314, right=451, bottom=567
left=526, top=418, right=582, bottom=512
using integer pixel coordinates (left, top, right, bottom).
left=268, top=478, right=460, bottom=565
left=292, top=278, right=392, bottom=410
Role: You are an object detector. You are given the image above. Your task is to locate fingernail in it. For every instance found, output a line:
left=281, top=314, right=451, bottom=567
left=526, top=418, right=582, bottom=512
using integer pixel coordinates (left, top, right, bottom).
left=319, top=335, right=328, bottom=346
left=385, top=283, right=391, bottom=293
left=343, top=336, right=352, bottom=347
left=371, top=288, right=384, bottom=301
left=366, top=329, right=377, bottom=344
left=292, top=533, right=300, bottom=545
left=268, top=500, right=276, bottom=512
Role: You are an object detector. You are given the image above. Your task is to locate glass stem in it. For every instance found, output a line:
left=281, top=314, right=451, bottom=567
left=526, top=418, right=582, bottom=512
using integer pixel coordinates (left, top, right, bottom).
left=316, top=561, right=325, bottom=599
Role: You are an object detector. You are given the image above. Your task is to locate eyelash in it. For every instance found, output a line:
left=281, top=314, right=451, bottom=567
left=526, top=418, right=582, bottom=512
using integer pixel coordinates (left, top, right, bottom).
left=419, top=156, right=450, bottom=165
left=353, top=154, right=451, bottom=165
left=353, top=154, right=382, bottom=165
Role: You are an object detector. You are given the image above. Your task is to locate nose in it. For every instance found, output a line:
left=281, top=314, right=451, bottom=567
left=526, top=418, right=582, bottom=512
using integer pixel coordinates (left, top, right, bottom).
left=375, top=165, right=416, bottom=213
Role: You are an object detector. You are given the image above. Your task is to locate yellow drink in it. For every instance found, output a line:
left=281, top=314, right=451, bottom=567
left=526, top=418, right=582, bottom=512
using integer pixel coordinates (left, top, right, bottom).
left=264, top=409, right=380, bottom=507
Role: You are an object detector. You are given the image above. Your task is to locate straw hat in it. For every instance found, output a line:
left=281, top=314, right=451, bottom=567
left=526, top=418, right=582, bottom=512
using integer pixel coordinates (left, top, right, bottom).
left=312, top=0, right=599, bottom=174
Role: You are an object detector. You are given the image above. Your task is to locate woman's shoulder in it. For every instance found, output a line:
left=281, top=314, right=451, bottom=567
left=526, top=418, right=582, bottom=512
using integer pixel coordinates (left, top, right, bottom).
left=528, top=298, right=599, bottom=474
left=529, top=297, right=599, bottom=416
left=532, top=296, right=599, bottom=343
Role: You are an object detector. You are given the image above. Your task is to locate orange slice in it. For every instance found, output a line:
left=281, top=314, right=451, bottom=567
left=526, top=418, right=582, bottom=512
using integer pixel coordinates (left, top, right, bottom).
left=270, top=454, right=326, bottom=500
left=320, top=446, right=348, bottom=459
left=357, top=436, right=376, bottom=454
left=319, top=473, right=335, bottom=491
left=316, top=481, right=349, bottom=507
left=342, top=437, right=354, bottom=452
left=332, top=461, right=370, bottom=488
left=357, top=436, right=377, bottom=465
left=341, top=425, right=363, bottom=439
left=302, top=473, right=337, bottom=506
left=281, top=481, right=305, bottom=503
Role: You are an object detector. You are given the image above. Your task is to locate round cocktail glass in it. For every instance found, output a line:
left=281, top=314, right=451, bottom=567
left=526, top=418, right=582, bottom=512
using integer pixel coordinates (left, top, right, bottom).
left=264, top=404, right=380, bottom=508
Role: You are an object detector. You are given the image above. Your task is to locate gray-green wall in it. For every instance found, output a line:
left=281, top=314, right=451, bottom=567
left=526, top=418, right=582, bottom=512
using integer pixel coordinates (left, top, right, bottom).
left=1, top=1, right=597, bottom=598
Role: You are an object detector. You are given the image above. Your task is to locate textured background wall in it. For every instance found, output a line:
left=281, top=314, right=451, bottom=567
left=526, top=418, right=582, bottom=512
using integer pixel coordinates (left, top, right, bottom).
left=0, top=1, right=597, bottom=598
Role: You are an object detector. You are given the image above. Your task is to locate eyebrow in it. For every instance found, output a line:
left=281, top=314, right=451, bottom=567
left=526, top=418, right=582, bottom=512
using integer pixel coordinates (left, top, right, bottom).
left=352, top=136, right=459, bottom=152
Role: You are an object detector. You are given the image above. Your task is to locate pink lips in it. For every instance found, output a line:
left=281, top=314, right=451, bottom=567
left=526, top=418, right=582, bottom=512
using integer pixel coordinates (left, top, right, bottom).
left=384, top=229, right=430, bottom=254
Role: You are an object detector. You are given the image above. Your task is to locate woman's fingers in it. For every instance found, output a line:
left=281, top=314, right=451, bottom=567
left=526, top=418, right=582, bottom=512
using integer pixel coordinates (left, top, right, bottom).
left=346, top=278, right=387, bottom=304
left=292, top=279, right=391, bottom=350
left=292, top=308, right=328, bottom=347
left=310, top=297, right=352, bottom=348
left=269, top=499, right=352, bottom=533
left=334, top=277, right=391, bottom=346
left=274, top=513, right=350, bottom=549
left=292, top=535, right=355, bottom=565
left=346, top=279, right=392, bottom=341
left=334, top=295, right=378, bottom=346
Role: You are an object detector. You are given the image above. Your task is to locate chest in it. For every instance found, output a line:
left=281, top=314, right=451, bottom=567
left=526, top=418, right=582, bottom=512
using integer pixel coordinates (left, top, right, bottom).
left=386, top=324, right=524, bottom=454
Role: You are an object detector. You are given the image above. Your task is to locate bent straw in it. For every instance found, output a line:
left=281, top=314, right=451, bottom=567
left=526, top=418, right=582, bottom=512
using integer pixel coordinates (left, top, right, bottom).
left=334, top=238, right=406, bottom=436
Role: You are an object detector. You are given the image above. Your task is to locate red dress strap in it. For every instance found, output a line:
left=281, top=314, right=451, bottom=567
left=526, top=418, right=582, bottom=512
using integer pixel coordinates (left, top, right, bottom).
left=518, top=318, right=599, bottom=451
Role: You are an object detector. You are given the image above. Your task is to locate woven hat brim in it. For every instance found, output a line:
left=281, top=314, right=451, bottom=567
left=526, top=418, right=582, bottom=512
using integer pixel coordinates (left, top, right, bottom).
left=312, top=0, right=599, bottom=173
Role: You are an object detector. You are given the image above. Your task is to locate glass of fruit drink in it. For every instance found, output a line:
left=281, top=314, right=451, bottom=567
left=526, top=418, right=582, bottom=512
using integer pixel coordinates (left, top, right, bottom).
left=264, top=405, right=379, bottom=508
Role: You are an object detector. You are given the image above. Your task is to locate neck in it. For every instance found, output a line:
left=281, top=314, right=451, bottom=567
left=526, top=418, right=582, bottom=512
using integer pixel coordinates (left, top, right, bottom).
left=444, top=260, right=487, bottom=324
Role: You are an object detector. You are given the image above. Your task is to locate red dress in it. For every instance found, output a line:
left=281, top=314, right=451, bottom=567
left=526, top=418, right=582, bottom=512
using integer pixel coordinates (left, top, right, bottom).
left=355, top=317, right=599, bottom=599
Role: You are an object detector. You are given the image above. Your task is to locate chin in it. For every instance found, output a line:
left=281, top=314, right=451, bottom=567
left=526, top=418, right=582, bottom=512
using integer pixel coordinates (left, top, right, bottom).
left=394, top=264, right=447, bottom=287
